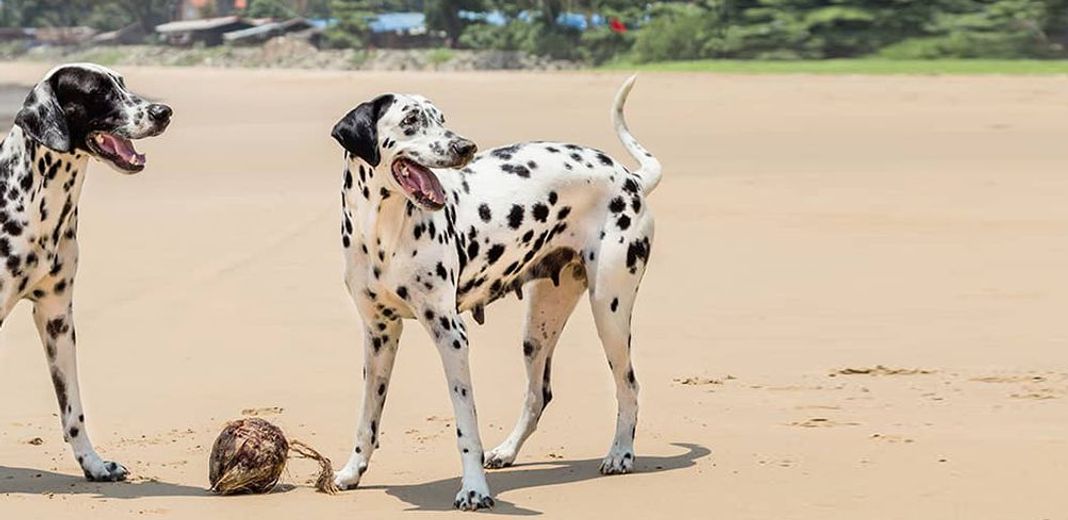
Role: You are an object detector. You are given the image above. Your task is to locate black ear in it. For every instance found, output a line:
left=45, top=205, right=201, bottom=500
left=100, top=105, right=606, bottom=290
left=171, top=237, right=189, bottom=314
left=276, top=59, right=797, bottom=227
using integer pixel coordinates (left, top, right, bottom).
left=15, top=79, right=71, bottom=153
left=331, top=94, right=394, bottom=167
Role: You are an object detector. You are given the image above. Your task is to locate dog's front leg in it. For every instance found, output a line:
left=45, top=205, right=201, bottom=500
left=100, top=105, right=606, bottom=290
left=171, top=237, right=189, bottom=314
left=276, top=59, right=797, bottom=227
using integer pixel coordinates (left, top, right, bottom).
left=32, top=291, right=127, bottom=482
left=335, top=314, right=403, bottom=490
left=418, top=305, right=494, bottom=510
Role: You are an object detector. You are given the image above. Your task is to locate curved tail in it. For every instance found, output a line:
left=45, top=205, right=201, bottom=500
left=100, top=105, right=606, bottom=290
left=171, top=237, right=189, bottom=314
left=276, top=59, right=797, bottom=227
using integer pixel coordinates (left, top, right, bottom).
left=613, top=75, right=662, bottom=195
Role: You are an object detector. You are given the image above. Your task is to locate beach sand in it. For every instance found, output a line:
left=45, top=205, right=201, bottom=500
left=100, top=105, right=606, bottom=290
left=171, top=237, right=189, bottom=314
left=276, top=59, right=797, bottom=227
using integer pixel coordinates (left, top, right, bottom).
left=0, top=63, right=1066, bottom=518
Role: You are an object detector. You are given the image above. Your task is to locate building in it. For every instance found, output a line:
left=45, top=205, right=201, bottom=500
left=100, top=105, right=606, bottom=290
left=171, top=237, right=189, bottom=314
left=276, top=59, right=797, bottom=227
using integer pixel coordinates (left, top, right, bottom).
left=156, top=16, right=254, bottom=46
left=176, top=0, right=248, bottom=21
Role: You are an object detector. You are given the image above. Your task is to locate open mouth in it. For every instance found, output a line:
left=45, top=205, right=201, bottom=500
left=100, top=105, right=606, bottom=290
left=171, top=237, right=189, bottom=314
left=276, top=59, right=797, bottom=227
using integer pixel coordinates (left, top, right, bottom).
left=86, top=131, right=146, bottom=173
left=391, top=157, right=446, bottom=210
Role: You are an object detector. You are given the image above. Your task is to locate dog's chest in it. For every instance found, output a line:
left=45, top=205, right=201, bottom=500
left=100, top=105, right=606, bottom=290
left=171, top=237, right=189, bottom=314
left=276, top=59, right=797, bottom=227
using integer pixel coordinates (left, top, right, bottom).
left=0, top=140, right=87, bottom=291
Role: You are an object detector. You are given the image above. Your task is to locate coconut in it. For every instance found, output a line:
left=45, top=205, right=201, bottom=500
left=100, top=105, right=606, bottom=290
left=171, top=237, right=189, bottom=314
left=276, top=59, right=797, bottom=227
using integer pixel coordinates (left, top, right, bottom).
left=208, top=417, right=338, bottom=495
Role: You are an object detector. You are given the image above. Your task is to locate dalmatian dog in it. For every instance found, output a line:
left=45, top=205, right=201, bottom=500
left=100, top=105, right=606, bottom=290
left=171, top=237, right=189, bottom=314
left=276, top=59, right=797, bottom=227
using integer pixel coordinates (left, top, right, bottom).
left=330, top=76, right=659, bottom=510
left=0, top=64, right=172, bottom=481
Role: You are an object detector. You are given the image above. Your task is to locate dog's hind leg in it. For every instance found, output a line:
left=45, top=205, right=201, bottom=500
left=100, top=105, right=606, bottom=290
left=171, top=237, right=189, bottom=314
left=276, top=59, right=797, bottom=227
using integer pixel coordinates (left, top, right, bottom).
left=484, top=266, right=586, bottom=469
left=335, top=315, right=403, bottom=490
left=588, top=215, right=654, bottom=475
left=33, top=287, right=128, bottom=482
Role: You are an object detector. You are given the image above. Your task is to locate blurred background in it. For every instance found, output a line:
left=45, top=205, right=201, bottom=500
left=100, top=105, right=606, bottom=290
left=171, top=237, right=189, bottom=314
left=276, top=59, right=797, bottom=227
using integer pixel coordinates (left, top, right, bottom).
left=1, top=1, right=1068, bottom=73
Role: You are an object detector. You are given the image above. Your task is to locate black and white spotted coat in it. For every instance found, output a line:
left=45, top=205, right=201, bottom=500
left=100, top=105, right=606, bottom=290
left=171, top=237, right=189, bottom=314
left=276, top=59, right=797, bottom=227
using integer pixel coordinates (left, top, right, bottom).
left=0, top=63, right=171, bottom=482
left=330, top=77, right=660, bottom=510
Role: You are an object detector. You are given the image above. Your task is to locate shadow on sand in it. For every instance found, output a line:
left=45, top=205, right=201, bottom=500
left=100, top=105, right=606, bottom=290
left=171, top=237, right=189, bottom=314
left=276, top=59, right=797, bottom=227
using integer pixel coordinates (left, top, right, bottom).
left=1, top=442, right=708, bottom=510
left=0, top=466, right=208, bottom=499
left=362, top=442, right=710, bottom=516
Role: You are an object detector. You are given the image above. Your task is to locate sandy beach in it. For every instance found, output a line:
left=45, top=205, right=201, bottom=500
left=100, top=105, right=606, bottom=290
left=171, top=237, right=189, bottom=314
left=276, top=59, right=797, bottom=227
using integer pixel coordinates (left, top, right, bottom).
left=0, top=63, right=1066, bottom=518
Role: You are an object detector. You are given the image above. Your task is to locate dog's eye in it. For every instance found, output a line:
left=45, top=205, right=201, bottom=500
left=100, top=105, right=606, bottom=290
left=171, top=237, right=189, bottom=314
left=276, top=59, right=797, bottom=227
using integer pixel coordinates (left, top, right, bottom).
left=402, top=114, right=419, bottom=127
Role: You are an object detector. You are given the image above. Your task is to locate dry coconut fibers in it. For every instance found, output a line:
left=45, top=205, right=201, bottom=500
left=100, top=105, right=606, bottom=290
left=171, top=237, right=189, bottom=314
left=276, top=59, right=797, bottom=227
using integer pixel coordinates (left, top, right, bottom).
left=208, top=417, right=338, bottom=495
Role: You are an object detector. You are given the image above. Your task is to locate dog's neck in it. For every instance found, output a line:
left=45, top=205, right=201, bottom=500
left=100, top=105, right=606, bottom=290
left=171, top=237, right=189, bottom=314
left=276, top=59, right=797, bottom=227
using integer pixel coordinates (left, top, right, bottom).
left=342, top=156, right=413, bottom=264
left=2, top=126, right=90, bottom=241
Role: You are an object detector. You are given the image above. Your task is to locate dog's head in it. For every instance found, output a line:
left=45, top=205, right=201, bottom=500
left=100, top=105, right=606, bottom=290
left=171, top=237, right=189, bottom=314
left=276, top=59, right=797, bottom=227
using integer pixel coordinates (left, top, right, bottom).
left=332, top=94, right=476, bottom=211
left=15, top=63, right=173, bottom=174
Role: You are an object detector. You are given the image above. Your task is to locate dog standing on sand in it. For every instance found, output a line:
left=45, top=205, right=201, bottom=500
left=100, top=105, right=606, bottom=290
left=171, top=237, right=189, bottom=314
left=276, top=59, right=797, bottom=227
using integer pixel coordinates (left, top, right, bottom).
left=329, top=76, right=659, bottom=509
left=0, top=64, right=172, bottom=481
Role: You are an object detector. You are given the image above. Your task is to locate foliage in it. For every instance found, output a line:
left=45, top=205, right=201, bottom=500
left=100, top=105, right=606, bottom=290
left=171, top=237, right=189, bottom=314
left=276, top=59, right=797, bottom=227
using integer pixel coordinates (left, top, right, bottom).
left=246, top=0, right=297, bottom=19
left=2, top=0, right=1068, bottom=62
left=426, top=0, right=484, bottom=45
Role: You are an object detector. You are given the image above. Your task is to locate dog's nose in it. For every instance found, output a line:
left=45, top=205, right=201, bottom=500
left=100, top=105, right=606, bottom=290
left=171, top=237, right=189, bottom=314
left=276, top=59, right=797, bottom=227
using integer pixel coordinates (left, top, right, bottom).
left=148, top=104, right=172, bottom=123
left=452, top=139, right=477, bottom=159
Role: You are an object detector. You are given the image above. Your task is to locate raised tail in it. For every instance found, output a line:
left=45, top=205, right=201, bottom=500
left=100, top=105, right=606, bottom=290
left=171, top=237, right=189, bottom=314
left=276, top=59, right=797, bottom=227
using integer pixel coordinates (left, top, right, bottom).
left=613, top=75, right=662, bottom=195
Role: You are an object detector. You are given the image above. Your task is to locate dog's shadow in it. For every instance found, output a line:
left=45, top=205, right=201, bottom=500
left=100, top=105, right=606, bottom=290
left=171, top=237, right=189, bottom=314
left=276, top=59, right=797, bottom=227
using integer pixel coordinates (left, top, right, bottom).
left=0, top=466, right=207, bottom=499
left=363, top=442, right=710, bottom=516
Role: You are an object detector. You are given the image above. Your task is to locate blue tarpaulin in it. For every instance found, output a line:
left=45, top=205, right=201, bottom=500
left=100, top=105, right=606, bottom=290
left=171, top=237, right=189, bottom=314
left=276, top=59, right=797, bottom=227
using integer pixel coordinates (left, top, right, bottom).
left=368, top=12, right=426, bottom=33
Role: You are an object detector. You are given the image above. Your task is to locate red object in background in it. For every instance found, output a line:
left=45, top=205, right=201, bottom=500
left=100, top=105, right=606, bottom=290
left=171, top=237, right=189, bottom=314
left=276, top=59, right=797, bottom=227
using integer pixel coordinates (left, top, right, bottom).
left=610, top=18, right=627, bottom=33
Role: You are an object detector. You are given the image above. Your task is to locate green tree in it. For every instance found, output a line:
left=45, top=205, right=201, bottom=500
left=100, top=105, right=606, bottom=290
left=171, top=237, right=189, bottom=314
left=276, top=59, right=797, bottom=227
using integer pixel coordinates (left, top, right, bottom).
left=425, top=0, right=484, bottom=45
left=247, top=0, right=297, bottom=18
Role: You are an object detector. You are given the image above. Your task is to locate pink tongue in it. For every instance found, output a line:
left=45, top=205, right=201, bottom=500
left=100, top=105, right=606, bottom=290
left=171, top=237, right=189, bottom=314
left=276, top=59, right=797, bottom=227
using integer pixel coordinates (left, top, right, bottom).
left=100, top=134, right=145, bottom=164
left=409, top=165, right=443, bottom=202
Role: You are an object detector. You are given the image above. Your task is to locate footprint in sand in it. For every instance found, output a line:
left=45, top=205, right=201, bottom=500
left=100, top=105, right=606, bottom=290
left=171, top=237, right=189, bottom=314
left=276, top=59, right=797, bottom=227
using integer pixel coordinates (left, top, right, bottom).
left=790, top=417, right=860, bottom=428
left=241, top=406, right=284, bottom=416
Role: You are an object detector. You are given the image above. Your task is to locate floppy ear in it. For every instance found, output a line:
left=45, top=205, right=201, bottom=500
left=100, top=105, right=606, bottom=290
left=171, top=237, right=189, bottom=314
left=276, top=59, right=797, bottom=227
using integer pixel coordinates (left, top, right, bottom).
left=15, top=79, right=71, bottom=153
left=331, top=94, right=394, bottom=167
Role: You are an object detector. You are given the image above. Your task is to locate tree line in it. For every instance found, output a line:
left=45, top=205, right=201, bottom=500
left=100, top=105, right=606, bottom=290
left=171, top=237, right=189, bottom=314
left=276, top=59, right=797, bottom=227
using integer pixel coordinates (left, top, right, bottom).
left=2, top=1, right=1066, bottom=63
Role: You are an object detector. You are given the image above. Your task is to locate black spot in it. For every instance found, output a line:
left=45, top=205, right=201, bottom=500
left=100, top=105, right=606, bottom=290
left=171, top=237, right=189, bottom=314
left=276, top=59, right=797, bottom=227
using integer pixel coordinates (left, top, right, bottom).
left=617, top=214, right=631, bottom=230
left=626, top=237, right=651, bottom=272
left=436, top=262, right=448, bottom=280
left=523, top=341, right=535, bottom=357
left=452, top=339, right=462, bottom=350
left=548, top=191, right=558, bottom=205
left=2, top=220, right=22, bottom=236
left=557, top=206, right=571, bottom=220
left=609, top=197, right=626, bottom=213
left=396, top=286, right=408, bottom=300
left=531, top=203, right=549, bottom=223
left=610, top=298, right=619, bottom=312
left=377, top=383, right=386, bottom=396
left=501, top=163, right=531, bottom=178
left=486, top=244, right=505, bottom=264
left=478, top=204, right=492, bottom=222
left=507, top=204, right=524, bottom=229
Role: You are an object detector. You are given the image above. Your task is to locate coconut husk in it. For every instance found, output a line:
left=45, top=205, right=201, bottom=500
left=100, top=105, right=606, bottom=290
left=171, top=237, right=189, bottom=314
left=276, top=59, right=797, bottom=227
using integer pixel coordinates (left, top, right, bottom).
left=208, top=417, right=337, bottom=495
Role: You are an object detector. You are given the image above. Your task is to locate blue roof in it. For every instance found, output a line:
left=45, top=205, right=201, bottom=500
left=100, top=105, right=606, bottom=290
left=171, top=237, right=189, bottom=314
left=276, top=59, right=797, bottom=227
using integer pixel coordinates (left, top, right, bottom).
left=368, top=12, right=425, bottom=33
left=458, top=10, right=608, bottom=30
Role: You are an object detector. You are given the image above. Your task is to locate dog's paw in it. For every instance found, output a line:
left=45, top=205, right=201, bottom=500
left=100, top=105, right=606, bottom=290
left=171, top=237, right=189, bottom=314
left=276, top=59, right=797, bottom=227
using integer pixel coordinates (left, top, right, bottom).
left=599, top=449, right=634, bottom=475
left=81, top=458, right=128, bottom=482
left=483, top=446, right=516, bottom=469
left=453, top=483, right=495, bottom=511
left=333, top=464, right=366, bottom=491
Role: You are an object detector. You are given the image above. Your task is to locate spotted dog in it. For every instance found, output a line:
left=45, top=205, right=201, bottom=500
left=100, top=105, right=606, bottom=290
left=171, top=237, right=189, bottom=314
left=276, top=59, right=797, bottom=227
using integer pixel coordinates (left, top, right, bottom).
left=330, top=76, right=660, bottom=510
left=0, top=64, right=172, bottom=482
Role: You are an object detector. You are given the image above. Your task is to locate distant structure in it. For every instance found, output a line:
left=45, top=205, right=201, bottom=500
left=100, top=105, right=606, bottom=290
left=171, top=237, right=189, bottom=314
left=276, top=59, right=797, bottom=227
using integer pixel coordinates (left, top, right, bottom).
left=223, top=18, right=319, bottom=46
left=156, top=16, right=254, bottom=46
left=176, top=0, right=248, bottom=21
